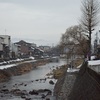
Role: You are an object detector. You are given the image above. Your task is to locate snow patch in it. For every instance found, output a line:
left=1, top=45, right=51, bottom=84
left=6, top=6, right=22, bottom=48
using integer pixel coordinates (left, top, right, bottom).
left=29, top=56, right=35, bottom=60
left=77, top=64, right=82, bottom=68
left=0, top=64, right=16, bottom=69
left=67, top=68, right=79, bottom=72
left=88, top=60, right=100, bottom=66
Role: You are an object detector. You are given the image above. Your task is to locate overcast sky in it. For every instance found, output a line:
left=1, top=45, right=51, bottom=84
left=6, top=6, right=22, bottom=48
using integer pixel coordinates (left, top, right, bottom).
left=0, top=0, right=82, bottom=46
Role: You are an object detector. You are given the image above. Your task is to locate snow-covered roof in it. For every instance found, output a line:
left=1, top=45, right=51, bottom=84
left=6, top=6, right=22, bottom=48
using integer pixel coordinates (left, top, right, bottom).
left=88, top=60, right=100, bottom=66
left=37, top=48, right=44, bottom=52
left=31, top=47, right=35, bottom=50
left=0, top=58, right=36, bottom=69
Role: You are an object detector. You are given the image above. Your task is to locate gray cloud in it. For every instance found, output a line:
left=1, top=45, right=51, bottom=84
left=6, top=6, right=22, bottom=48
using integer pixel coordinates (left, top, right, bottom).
left=0, top=0, right=81, bottom=46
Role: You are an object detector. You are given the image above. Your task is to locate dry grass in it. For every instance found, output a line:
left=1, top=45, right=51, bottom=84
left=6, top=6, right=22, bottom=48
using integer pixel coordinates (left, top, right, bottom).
left=73, top=58, right=83, bottom=68
left=53, top=58, right=83, bottom=79
left=53, top=65, right=67, bottom=79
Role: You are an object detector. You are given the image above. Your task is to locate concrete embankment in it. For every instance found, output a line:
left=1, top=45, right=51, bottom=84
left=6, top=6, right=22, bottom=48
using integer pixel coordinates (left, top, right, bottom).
left=54, top=61, right=100, bottom=100
left=68, top=62, right=100, bottom=100
left=0, top=59, right=50, bottom=83
left=54, top=69, right=78, bottom=100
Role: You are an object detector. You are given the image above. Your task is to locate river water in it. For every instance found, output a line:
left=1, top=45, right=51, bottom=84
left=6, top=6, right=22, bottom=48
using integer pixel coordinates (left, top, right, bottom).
left=0, top=59, right=67, bottom=100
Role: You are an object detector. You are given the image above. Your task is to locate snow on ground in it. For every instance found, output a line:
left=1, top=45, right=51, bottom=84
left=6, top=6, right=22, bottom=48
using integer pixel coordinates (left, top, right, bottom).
left=0, top=57, right=35, bottom=70
left=29, top=56, right=35, bottom=60
left=0, top=59, right=24, bottom=65
left=91, top=56, right=96, bottom=60
left=0, top=64, right=16, bottom=69
left=88, top=60, right=100, bottom=73
left=77, top=64, right=82, bottom=68
left=67, top=68, right=79, bottom=72
left=88, top=60, right=100, bottom=66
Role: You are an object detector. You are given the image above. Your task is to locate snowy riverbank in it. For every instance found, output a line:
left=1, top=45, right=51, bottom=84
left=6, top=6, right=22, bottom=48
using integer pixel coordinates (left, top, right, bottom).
left=0, top=59, right=50, bottom=82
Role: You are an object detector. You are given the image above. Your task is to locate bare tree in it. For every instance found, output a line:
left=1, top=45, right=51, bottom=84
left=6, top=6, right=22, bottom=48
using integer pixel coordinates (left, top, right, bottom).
left=80, top=0, right=100, bottom=60
left=60, top=25, right=89, bottom=61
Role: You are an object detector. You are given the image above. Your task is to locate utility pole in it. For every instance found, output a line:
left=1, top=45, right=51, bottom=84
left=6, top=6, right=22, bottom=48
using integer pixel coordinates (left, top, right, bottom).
left=94, top=31, right=100, bottom=54
left=94, top=32, right=98, bottom=54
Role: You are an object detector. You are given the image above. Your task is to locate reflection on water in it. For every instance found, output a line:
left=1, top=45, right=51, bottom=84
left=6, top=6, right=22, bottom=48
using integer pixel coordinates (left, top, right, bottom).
left=0, top=59, right=66, bottom=100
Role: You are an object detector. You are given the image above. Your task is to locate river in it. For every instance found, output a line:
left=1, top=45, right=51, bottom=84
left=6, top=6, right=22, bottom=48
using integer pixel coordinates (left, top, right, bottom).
left=0, top=59, right=67, bottom=100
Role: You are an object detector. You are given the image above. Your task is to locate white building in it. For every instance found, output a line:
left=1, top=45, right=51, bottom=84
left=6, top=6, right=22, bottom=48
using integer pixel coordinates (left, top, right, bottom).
left=0, top=35, right=11, bottom=46
left=0, top=35, right=11, bottom=59
left=0, top=37, right=4, bottom=51
left=11, top=43, right=21, bottom=58
left=39, top=46, right=51, bottom=52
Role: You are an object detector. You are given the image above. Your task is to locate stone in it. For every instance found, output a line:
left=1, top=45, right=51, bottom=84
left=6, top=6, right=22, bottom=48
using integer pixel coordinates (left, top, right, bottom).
left=41, top=94, right=46, bottom=98
left=29, top=90, right=38, bottom=95
left=46, top=98, right=50, bottom=100
left=49, top=80, right=54, bottom=85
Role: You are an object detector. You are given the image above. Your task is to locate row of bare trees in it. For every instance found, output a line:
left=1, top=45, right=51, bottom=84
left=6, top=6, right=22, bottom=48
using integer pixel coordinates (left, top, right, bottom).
left=59, top=0, right=100, bottom=60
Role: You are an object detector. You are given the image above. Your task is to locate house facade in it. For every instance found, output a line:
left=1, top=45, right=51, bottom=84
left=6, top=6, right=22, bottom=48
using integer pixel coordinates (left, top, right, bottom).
left=0, top=35, right=11, bottom=59
left=15, top=40, right=36, bottom=58
left=0, top=35, right=11, bottom=46
left=0, top=37, right=4, bottom=58
left=39, top=46, right=51, bottom=52
left=34, top=48, right=44, bottom=59
left=11, top=43, right=21, bottom=58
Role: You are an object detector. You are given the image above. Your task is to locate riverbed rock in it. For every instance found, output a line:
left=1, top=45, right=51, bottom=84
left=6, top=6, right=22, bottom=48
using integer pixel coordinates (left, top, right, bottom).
left=2, top=85, right=6, bottom=88
left=41, top=94, right=46, bottom=98
left=1, top=95, right=3, bottom=97
left=44, top=89, right=52, bottom=94
left=49, top=80, right=54, bottom=85
left=10, top=89, right=21, bottom=95
left=21, top=95, right=26, bottom=99
left=29, top=90, right=38, bottom=95
left=46, top=98, right=50, bottom=100
left=25, top=98, right=31, bottom=100
left=1, top=89, right=9, bottom=93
